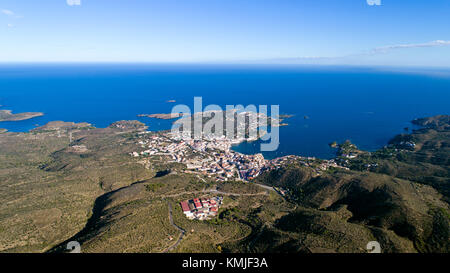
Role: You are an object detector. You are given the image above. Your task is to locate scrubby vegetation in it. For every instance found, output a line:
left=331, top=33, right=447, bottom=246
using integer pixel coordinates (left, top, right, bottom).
left=0, top=115, right=449, bottom=253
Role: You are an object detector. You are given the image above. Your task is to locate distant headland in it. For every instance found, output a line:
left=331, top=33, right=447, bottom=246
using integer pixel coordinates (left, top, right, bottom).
left=138, top=113, right=185, bottom=119
left=0, top=110, right=44, bottom=122
left=31, top=121, right=93, bottom=132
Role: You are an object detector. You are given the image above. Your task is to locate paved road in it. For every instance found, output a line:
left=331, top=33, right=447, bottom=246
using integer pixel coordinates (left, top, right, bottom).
left=162, top=202, right=186, bottom=253
left=253, top=183, right=276, bottom=192
left=209, top=189, right=269, bottom=196
left=164, top=187, right=271, bottom=198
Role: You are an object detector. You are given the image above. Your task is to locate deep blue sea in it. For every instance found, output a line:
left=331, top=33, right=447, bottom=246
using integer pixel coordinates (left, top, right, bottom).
left=1, top=64, right=449, bottom=159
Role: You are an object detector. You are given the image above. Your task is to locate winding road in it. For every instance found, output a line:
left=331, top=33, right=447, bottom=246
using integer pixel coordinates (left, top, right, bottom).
left=162, top=202, right=186, bottom=253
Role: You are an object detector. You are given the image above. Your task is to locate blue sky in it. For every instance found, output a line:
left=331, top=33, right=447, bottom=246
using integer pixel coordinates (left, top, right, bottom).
left=1, top=0, right=450, bottom=66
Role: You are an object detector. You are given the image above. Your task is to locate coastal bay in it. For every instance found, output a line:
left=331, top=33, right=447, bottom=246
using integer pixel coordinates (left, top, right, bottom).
left=1, top=64, right=450, bottom=159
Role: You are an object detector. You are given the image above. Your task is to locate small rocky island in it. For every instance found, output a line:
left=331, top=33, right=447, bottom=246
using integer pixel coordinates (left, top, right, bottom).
left=0, top=110, right=44, bottom=122
left=279, top=114, right=294, bottom=119
left=277, top=114, right=293, bottom=126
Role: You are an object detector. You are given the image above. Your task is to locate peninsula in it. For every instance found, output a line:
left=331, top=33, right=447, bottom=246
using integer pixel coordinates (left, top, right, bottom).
left=138, top=113, right=185, bottom=119
left=32, top=121, right=93, bottom=132
left=0, top=110, right=44, bottom=122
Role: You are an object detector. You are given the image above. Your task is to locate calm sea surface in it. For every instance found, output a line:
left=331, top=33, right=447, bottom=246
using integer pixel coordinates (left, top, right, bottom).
left=1, top=64, right=449, bottom=159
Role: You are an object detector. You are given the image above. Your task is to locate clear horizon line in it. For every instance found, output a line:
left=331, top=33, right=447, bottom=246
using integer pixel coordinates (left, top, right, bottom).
left=0, top=61, right=449, bottom=70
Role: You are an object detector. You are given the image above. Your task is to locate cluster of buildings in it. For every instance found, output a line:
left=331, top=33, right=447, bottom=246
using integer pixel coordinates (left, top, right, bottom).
left=185, top=148, right=267, bottom=181
left=396, top=141, right=416, bottom=150
left=131, top=132, right=270, bottom=181
left=180, top=196, right=223, bottom=220
left=130, top=125, right=349, bottom=182
left=131, top=134, right=187, bottom=162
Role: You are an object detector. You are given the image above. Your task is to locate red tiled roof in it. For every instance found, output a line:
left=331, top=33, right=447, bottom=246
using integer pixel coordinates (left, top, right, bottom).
left=180, top=201, right=190, bottom=212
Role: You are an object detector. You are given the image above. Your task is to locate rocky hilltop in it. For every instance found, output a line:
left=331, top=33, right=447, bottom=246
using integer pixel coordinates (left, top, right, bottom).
left=254, top=115, right=450, bottom=253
